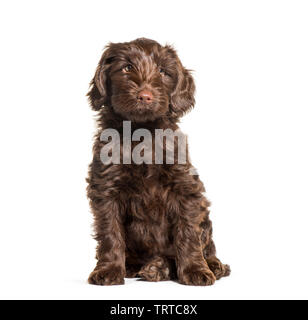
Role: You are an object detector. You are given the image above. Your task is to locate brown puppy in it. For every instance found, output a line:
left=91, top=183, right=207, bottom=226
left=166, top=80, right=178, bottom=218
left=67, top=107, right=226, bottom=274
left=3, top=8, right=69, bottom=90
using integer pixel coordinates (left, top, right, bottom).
left=87, top=38, right=230, bottom=286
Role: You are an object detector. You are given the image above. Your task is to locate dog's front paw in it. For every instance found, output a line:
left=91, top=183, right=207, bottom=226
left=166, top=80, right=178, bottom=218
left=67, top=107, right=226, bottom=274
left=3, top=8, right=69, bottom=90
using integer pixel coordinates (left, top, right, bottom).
left=88, top=265, right=125, bottom=286
left=178, top=266, right=216, bottom=286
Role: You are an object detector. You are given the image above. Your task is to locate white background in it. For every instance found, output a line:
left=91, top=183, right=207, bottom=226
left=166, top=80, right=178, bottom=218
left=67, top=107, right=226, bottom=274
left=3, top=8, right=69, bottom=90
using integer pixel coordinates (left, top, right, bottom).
left=0, top=0, right=307, bottom=300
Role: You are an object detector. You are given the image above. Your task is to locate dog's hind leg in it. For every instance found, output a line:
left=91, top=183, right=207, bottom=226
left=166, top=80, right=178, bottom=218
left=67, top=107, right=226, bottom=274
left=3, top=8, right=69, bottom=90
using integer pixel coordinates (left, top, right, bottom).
left=138, top=256, right=176, bottom=282
left=125, top=263, right=142, bottom=278
left=206, top=254, right=231, bottom=280
left=201, top=206, right=231, bottom=280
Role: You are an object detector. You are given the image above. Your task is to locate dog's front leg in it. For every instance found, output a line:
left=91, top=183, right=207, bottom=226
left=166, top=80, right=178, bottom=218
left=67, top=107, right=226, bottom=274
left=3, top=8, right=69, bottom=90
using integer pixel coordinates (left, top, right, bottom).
left=174, top=211, right=216, bottom=286
left=88, top=199, right=126, bottom=286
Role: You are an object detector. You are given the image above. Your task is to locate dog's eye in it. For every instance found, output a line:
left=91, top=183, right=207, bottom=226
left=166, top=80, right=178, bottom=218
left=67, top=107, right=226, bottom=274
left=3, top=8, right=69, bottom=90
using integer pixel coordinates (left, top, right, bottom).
left=159, top=68, right=166, bottom=76
left=122, top=64, right=133, bottom=73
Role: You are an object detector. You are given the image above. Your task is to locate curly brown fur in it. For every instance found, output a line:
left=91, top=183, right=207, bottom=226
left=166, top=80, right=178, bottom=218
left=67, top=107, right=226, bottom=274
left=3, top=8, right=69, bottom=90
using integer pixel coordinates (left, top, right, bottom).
left=86, top=38, right=230, bottom=286
left=138, top=256, right=176, bottom=282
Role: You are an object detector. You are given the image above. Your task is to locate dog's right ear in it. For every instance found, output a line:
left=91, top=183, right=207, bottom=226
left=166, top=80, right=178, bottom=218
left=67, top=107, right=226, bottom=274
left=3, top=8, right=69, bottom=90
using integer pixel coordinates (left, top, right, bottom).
left=87, top=45, right=114, bottom=111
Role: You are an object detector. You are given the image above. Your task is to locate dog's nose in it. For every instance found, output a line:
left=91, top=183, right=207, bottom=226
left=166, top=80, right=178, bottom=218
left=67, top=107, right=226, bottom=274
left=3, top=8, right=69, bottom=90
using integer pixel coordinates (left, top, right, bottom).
left=137, top=90, right=153, bottom=103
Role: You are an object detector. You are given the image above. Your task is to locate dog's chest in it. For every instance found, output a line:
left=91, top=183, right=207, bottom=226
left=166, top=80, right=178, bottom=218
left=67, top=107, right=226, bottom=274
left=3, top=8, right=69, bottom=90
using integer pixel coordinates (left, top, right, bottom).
left=127, top=166, right=171, bottom=220
left=117, top=164, right=177, bottom=256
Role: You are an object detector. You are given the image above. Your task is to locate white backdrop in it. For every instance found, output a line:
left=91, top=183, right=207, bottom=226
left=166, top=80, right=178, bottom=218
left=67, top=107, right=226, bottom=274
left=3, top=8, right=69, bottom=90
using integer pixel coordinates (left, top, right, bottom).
left=0, top=0, right=307, bottom=300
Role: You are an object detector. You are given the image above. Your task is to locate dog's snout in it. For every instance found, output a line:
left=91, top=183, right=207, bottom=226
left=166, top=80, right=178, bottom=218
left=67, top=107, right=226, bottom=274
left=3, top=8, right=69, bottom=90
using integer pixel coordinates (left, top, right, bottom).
left=137, top=90, right=153, bottom=103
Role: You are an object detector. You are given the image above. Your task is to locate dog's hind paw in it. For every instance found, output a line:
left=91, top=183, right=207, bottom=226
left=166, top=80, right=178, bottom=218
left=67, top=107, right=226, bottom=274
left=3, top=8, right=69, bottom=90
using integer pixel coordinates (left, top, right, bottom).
left=138, top=256, right=173, bottom=282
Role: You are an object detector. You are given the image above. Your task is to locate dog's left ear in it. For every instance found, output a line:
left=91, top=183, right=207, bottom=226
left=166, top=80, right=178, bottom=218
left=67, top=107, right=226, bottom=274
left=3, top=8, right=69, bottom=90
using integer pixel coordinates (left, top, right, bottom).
left=169, top=60, right=196, bottom=118
left=87, top=45, right=113, bottom=111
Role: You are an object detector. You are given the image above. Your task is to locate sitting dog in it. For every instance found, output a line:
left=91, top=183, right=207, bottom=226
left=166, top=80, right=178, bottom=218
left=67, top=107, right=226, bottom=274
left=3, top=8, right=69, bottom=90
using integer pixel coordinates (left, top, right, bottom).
left=87, top=38, right=230, bottom=285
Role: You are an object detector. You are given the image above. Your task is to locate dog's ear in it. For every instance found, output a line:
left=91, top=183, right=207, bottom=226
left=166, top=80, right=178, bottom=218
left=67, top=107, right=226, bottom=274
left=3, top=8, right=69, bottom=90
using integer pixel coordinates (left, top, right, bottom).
left=169, top=59, right=195, bottom=118
left=87, top=45, right=114, bottom=111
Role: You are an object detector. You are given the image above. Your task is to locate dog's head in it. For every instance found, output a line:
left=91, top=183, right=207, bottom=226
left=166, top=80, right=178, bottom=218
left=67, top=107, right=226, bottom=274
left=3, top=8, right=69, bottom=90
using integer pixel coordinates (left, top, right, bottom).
left=88, top=38, right=195, bottom=122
